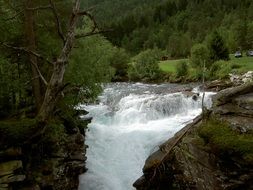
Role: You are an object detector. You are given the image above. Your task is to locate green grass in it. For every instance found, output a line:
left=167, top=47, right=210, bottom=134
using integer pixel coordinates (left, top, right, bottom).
left=159, top=55, right=253, bottom=74
left=228, top=54, right=253, bottom=72
left=159, top=59, right=188, bottom=73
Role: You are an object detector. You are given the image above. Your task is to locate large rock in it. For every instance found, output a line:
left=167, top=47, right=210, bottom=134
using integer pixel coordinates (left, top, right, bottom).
left=0, top=161, right=22, bottom=177
left=30, top=131, right=87, bottom=190
left=0, top=174, right=25, bottom=184
left=0, top=160, right=25, bottom=190
left=212, top=82, right=253, bottom=106
left=134, top=83, right=253, bottom=190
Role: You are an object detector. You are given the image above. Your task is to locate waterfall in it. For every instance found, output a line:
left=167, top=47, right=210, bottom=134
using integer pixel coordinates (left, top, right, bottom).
left=78, top=83, right=215, bottom=190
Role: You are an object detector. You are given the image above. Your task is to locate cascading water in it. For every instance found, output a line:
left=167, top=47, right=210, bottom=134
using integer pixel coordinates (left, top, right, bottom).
left=78, top=83, right=215, bottom=190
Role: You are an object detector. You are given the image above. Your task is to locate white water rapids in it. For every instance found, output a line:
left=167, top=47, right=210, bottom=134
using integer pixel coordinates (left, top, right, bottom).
left=78, top=83, right=215, bottom=190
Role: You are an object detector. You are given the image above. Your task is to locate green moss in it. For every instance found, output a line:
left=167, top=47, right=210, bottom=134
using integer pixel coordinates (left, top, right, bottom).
left=0, top=118, right=38, bottom=147
left=198, top=118, right=253, bottom=163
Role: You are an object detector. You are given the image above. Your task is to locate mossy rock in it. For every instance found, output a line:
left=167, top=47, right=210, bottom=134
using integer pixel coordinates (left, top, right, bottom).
left=0, top=160, right=23, bottom=176
left=198, top=118, right=253, bottom=164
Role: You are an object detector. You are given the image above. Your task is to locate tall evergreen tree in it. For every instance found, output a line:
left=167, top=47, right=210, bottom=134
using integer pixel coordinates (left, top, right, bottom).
left=208, top=31, right=229, bottom=62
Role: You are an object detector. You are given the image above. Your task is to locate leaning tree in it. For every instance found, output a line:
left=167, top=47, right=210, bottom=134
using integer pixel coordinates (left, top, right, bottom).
left=0, top=0, right=104, bottom=131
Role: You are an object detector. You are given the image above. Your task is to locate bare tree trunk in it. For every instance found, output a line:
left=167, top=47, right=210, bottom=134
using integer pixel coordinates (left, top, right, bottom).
left=37, top=0, right=81, bottom=122
left=24, top=0, right=43, bottom=112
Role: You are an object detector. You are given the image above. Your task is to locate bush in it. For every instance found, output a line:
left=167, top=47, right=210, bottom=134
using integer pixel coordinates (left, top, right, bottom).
left=127, top=64, right=139, bottom=81
left=176, top=61, right=188, bottom=77
left=210, top=61, right=232, bottom=79
left=110, top=48, right=130, bottom=81
left=128, top=48, right=163, bottom=81
left=190, top=43, right=209, bottom=68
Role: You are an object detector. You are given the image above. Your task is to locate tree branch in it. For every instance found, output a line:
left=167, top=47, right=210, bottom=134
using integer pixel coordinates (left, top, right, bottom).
left=75, top=29, right=112, bottom=38
left=49, top=0, right=65, bottom=43
left=4, top=10, right=24, bottom=21
left=78, top=10, right=98, bottom=33
left=30, top=60, right=48, bottom=86
left=0, top=42, right=53, bottom=65
left=26, top=5, right=52, bottom=11
left=37, top=0, right=83, bottom=122
left=0, top=42, right=48, bottom=86
left=74, top=10, right=112, bottom=39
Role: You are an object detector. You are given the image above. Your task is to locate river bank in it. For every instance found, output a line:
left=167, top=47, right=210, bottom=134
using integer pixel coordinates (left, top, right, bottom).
left=134, top=82, right=253, bottom=190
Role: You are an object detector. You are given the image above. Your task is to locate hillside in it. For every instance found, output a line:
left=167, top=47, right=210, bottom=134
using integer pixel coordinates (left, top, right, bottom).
left=85, top=0, right=161, bottom=24
left=89, top=0, right=253, bottom=57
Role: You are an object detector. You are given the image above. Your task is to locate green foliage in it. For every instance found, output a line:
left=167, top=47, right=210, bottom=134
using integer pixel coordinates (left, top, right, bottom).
left=42, top=122, right=66, bottom=153
left=209, top=61, right=231, bottom=79
left=167, top=32, right=192, bottom=58
left=65, top=35, right=115, bottom=104
left=0, top=118, right=38, bottom=147
left=199, top=118, right=253, bottom=163
left=208, top=31, right=230, bottom=62
left=0, top=55, right=31, bottom=118
left=90, top=0, right=253, bottom=56
left=128, top=48, right=163, bottom=81
left=109, top=48, right=130, bottom=81
left=176, top=61, right=188, bottom=77
left=187, top=68, right=203, bottom=81
left=190, top=43, right=209, bottom=68
left=0, top=0, right=74, bottom=118
left=246, top=22, right=253, bottom=49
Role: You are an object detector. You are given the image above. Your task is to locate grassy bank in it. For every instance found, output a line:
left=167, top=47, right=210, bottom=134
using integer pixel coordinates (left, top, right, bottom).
left=158, top=59, right=188, bottom=73
left=159, top=55, right=253, bottom=75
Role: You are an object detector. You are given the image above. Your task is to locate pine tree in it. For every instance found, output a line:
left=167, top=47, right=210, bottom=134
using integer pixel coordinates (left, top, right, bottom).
left=208, top=31, right=229, bottom=62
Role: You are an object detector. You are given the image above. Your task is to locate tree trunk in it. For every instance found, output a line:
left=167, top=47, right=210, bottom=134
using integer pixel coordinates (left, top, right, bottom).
left=24, top=0, right=43, bottom=112
left=37, top=0, right=81, bottom=122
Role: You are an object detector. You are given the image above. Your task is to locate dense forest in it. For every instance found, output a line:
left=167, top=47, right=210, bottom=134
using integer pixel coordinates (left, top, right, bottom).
left=88, top=0, right=253, bottom=57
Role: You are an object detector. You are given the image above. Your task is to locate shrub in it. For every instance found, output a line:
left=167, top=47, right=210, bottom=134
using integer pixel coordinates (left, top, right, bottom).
left=176, top=61, right=188, bottom=77
left=110, top=48, right=130, bottom=81
left=212, top=61, right=232, bottom=79
left=209, top=61, right=221, bottom=79
left=128, top=48, right=163, bottom=81
left=127, top=64, right=140, bottom=81
left=190, top=43, right=209, bottom=68
left=208, top=30, right=230, bottom=62
left=187, top=68, right=203, bottom=81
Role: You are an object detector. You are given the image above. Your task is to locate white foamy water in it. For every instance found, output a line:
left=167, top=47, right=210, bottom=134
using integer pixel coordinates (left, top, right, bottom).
left=78, top=83, right=215, bottom=190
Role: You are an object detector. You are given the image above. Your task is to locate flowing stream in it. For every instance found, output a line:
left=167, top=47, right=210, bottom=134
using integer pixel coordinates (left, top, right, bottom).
left=78, top=83, right=215, bottom=190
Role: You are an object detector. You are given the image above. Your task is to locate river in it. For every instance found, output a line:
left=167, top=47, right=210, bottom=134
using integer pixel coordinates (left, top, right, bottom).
left=78, top=83, right=215, bottom=190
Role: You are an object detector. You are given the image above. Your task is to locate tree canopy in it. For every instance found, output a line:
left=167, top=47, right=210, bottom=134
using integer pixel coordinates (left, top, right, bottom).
left=87, top=0, right=253, bottom=57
